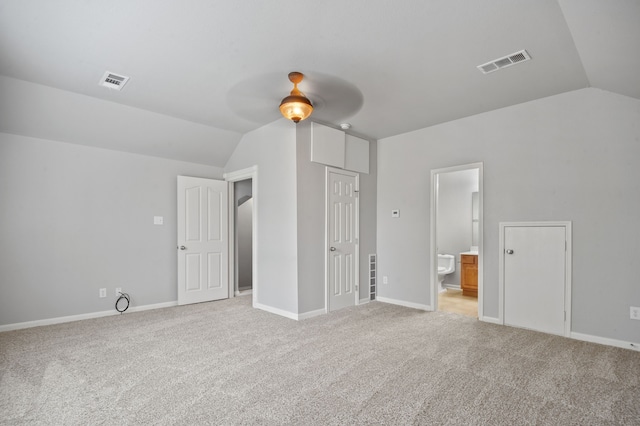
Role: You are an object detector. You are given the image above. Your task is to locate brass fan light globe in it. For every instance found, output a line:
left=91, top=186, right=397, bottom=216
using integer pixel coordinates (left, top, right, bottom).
left=279, top=72, right=313, bottom=123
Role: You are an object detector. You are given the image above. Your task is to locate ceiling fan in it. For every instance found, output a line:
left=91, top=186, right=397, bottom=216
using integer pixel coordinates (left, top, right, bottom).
left=226, top=71, right=364, bottom=127
left=279, top=72, right=313, bottom=123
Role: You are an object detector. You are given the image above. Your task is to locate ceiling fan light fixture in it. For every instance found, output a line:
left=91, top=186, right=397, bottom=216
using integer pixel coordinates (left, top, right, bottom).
left=280, top=72, right=313, bottom=123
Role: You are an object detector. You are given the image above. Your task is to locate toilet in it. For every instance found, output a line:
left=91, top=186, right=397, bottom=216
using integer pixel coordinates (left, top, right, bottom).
left=437, top=254, right=455, bottom=292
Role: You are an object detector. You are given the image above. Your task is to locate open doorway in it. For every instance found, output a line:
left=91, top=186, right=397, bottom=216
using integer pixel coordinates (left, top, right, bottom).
left=234, top=179, right=253, bottom=296
left=224, top=165, right=258, bottom=307
left=431, top=163, right=483, bottom=319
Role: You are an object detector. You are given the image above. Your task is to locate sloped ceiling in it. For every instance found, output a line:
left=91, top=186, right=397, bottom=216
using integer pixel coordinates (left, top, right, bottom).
left=0, top=0, right=638, bottom=166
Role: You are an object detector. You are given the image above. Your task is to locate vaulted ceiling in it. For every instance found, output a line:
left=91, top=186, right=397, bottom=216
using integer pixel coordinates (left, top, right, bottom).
left=0, top=0, right=638, bottom=166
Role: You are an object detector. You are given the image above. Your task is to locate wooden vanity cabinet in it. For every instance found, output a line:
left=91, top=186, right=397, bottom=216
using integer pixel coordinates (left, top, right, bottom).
left=460, top=254, right=478, bottom=297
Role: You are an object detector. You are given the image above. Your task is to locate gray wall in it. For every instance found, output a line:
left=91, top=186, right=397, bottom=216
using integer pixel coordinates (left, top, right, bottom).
left=357, top=136, right=378, bottom=302
left=0, top=132, right=223, bottom=325
left=234, top=179, right=253, bottom=290
left=224, top=119, right=299, bottom=314
left=377, top=88, right=640, bottom=343
left=235, top=179, right=253, bottom=202
left=295, top=122, right=378, bottom=313
left=0, top=75, right=240, bottom=167
left=437, top=169, right=478, bottom=286
left=237, top=199, right=253, bottom=290
left=295, top=122, right=326, bottom=313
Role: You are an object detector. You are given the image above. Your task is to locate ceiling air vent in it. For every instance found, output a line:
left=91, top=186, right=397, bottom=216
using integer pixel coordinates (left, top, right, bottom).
left=99, top=71, right=130, bottom=90
left=477, top=50, right=531, bottom=74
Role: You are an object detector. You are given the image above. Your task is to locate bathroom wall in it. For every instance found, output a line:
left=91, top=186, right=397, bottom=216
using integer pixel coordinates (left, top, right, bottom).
left=437, top=169, right=479, bottom=287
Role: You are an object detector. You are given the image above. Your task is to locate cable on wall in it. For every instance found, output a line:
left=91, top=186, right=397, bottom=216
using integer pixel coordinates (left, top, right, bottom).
left=115, top=292, right=130, bottom=313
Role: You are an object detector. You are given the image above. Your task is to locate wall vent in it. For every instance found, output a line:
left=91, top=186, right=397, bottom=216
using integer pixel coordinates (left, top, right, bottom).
left=99, top=71, right=130, bottom=90
left=477, top=50, right=531, bottom=74
left=369, top=254, right=377, bottom=300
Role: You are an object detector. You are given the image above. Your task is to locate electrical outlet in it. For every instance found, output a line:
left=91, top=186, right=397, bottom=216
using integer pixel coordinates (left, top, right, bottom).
left=99, top=288, right=107, bottom=298
left=383, top=276, right=388, bottom=284
left=115, top=287, right=122, bottom=296
left=631, top=306, right=640, bottom=320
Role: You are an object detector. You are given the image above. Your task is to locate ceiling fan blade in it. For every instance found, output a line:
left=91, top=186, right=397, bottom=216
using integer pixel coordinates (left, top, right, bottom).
left=226, top=71, right=363, bottom=124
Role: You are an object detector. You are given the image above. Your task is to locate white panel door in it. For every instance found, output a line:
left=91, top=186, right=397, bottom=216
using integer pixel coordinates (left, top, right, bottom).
left=327, top=170, right=358, bottom=311
left=503, top=225, right=567, bottom=336
left=177, top=176, right=229, bottom=305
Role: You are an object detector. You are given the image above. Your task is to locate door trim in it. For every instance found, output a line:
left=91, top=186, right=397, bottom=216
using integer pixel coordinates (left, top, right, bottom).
left=430, top=162, right=483, bottom=319
left=499, top=221, right=572, bottom=336
left=224, top=166, right=258, bottom=308
left=325, top=167, right=360, bottom=312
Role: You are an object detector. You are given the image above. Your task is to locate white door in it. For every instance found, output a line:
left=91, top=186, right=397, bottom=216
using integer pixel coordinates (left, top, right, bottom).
left=503, top=224, right=569, bottom=336
left=177, top=176, right=229, bottom=305
left=327, top=169, right=359, bottom=311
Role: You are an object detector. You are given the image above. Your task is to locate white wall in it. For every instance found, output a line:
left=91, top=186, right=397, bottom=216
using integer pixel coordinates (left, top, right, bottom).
left=377, top=88, right=640, bottom=343
left=0, top=132, right=223, bottom=326
left=224, top=119, right=299, bottom=314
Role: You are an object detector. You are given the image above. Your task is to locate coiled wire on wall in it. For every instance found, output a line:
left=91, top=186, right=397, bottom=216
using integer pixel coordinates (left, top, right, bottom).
left=115, top=292, right=130, bottom=313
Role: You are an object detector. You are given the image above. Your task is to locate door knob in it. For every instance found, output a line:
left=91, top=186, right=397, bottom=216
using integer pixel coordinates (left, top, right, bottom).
left=330, top=247, right=337, bottom=251
left=179, top=245, right=187, bottom=250
left=506, top=249, right=514, bottom=255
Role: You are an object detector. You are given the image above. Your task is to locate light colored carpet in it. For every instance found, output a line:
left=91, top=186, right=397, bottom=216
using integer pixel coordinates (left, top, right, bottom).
left=1, top=296, right=639, bottom=425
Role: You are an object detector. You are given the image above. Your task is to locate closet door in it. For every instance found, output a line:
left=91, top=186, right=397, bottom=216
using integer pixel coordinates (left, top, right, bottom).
left=502, top=223, right=570, bottom=336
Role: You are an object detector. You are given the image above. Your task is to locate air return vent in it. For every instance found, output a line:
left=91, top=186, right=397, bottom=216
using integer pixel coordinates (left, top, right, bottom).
left=477, top=50, right=531, bottom=74
left=99, top=71, right=130, bottom=90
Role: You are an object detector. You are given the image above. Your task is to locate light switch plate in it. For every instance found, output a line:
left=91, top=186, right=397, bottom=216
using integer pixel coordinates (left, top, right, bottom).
left=154, top=216, right=164, bottom=225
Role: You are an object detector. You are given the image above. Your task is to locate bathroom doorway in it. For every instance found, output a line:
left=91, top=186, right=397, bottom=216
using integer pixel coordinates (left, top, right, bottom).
left=430, top=163, right=483, bottom=318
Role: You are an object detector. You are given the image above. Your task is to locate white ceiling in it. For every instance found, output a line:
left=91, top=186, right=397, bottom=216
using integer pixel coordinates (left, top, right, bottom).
left=0, top=0, right=638, bottom=166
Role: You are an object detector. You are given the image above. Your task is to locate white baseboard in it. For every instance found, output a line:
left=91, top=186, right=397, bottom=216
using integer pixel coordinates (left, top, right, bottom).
left=298, top=308, right=326, bottom=320
left=570, top=332, right=640, bottom=352
left=235, top=289, right=253, bottom=296
left=254, top=302, right=299, bottom=321
left=376, top=296, right=432, bottom=311
left=0, top=301, right=179, bottom=332
left=480, top=316, right=502, bottom=325
left=359, top=298, right=370, bottom=305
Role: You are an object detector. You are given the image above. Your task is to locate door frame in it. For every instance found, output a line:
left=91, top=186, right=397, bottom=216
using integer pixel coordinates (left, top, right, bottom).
left=224, top=166, right=258, bottom=308
left=325, top=166, right=360, bottom=311
left=499, top=221, right=572, bottom=336
left=430, top=162, right=483, bottom=318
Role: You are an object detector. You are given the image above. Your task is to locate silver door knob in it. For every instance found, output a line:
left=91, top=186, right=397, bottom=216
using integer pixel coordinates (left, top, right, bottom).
left=179, top=245, right=187, bottom=250
left=506, top=249, right=514, bottom=254
left=330, top=247, right=336, bottom=251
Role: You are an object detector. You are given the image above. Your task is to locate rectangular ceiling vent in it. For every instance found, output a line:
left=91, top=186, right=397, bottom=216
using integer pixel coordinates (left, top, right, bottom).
left=477, top=50, right=531, bottom=74
left=99, top=71, right=130, bottom=90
